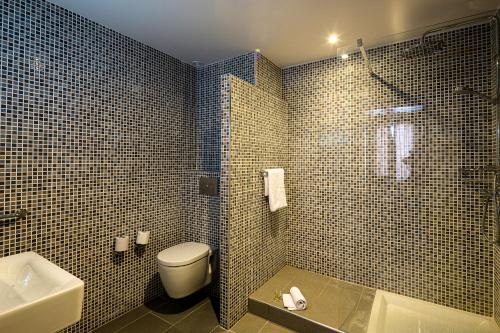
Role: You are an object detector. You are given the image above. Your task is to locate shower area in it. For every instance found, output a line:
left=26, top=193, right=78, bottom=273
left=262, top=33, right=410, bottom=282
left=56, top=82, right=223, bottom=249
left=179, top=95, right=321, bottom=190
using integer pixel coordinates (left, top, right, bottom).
left=217, top=12, right=500, bottom=333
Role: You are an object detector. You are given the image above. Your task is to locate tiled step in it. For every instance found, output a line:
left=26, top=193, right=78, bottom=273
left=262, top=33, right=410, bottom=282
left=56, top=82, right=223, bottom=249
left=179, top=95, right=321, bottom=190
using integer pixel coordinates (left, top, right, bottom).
left=248, top=298, right=339, bottom=333
left=247, top=266, right=375, bottom=333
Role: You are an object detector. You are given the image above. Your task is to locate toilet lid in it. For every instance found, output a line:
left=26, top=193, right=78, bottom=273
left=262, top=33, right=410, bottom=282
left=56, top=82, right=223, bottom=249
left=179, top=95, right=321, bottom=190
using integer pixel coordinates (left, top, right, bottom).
left=157, top=242, right=211, bottom=267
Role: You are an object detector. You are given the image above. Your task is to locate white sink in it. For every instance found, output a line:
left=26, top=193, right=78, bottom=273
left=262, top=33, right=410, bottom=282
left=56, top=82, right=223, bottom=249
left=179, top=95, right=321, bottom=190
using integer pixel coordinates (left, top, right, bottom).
left=0, top=252, right=84, bottom=333
left=367, top=290, right=500, bottom=333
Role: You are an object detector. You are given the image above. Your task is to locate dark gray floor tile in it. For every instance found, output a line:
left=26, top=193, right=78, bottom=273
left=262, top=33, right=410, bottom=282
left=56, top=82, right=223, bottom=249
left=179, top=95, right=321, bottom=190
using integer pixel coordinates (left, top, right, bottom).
left=117, top=313, right=170, bottom=333
left=93, top=306, right=151, bottom=332
left=167, top=300, right=219, bottom=333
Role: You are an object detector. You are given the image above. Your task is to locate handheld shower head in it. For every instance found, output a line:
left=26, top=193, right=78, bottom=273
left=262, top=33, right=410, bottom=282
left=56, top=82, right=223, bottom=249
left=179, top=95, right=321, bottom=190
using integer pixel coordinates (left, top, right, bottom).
left=453, top=86, right=497, bottom=104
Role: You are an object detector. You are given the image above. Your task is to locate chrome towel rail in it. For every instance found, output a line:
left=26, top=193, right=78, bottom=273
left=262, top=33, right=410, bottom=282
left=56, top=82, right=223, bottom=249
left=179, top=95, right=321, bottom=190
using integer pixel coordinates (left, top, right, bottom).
left=0, top=209, right=28, bottom=221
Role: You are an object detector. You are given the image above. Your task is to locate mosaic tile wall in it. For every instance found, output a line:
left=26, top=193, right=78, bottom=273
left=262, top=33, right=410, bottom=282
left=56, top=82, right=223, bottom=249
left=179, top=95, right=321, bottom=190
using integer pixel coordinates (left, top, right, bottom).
left=220, top=75, right=289, bottom=328
left=493, top=15, right=500, bottom=326
left=182, top=53, right=256, bottom=301
left=283, top=23, right=495, bottom=316
left=255, top=53, right=283, bottom=99
left=0, top=0, right=196, bottom=332
left=194, top=53, right=256, bottom=172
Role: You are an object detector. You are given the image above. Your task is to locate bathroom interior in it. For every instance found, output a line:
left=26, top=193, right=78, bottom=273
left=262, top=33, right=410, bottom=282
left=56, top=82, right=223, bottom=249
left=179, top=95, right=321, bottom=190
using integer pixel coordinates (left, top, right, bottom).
left=2, top=0, right=500, bottom=332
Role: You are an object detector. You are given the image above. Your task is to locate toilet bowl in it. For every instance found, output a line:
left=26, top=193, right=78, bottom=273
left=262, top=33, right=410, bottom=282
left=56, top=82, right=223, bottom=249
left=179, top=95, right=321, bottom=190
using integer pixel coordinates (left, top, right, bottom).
left=157, top=242, right=215, bottom=299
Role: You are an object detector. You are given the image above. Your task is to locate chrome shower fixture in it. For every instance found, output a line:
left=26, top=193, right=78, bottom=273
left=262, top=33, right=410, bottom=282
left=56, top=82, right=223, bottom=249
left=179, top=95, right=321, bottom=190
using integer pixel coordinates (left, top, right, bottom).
left=454, top=86, right=497, bottom=105
left=401, top=40, right=444, bottom=59
left=401, top=14, right=497, bottom=59
left=357, top=38, right=375, bottom=77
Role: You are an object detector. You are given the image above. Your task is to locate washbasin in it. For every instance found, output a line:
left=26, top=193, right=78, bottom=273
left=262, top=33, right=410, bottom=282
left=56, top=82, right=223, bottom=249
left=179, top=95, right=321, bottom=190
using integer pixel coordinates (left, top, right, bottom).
left=0, top=252, right=84, bottom=333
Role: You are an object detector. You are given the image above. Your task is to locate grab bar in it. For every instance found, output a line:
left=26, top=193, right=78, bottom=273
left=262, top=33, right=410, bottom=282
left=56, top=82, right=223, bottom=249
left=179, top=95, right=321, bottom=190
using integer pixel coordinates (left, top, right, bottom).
left=0, top=209, right=28, bottom=221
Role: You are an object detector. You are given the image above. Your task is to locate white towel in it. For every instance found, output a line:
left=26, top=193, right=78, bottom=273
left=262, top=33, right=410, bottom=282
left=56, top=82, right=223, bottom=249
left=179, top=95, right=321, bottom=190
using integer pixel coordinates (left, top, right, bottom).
left=282, top=286, right=307, bottom=310
left=265, top=168, right=287, bottom=212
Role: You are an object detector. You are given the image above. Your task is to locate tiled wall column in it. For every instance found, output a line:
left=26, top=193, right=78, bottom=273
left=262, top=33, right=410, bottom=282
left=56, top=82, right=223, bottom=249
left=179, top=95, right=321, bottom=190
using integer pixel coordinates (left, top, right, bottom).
left=220, top=75, right=289, bottom=328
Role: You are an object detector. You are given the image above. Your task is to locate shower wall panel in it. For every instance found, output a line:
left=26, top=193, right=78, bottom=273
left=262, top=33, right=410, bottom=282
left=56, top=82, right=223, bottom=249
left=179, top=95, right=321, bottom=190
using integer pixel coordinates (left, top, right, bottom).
left=284, top=24, right=494, bottom=316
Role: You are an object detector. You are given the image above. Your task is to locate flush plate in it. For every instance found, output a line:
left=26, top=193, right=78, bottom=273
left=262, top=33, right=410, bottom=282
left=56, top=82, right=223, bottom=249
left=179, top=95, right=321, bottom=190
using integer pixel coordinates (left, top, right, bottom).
left=199, top=177, right=218, bottom=196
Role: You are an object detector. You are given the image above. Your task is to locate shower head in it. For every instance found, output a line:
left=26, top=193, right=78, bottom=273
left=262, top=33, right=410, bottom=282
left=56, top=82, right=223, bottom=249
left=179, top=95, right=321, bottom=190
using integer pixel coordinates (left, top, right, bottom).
left=401, top=40, right=444, bottom=59
left=454, top=86, right=497, bottom=104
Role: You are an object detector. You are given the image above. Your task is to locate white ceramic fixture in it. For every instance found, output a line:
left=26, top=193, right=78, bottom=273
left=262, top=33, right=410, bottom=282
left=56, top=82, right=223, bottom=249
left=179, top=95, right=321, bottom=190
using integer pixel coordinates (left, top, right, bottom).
left=0, top=252, right=84, bottom=333
left=367, top=290, right=500, bottom=333
left=157, top=242, right=215, bottom=299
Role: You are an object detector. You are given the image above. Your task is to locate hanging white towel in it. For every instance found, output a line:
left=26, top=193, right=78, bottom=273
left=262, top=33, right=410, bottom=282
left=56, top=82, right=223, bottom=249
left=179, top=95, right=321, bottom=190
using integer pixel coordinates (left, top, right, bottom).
left=265, top=168, right=287, bottom=212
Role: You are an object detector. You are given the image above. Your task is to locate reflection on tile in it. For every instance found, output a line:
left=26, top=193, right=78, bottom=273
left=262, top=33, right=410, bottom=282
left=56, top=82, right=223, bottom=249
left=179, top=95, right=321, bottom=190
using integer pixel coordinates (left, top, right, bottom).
left=93, top=306, right=150, bottom=333
left=261, top=321, right=298, bottom=333
left=231, top=313, right=268, bottom=333
left=230, top=313, right=296, bottom=333
left=168, top=301, right=220, bottom=333
left=210, top=326, right=228, bottom=333
left=148, top=292, right=208, bottom=324
left=341, top=288, right=376, bottom=333
left=117, top=314, right=170, bottom=333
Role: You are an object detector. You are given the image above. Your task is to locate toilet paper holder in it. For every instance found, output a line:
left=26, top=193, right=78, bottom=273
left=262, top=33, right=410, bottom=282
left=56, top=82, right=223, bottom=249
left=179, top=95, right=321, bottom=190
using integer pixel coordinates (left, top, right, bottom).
left=136, top=230, right=150, bottom=245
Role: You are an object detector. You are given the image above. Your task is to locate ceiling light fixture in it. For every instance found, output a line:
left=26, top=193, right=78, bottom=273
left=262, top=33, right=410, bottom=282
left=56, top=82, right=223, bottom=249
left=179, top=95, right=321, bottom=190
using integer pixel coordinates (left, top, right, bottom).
left=328, top=34, right=338, bottom=44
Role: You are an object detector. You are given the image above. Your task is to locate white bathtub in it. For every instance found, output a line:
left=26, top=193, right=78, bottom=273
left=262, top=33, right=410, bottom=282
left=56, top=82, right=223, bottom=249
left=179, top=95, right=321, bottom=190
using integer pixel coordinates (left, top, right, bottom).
left=367, top=290, right=500, bottom=333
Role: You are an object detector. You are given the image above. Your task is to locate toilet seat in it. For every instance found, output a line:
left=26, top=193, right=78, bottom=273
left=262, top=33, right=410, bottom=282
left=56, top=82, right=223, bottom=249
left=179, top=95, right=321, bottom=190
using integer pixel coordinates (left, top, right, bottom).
left=157, top=242, right=211, bottom=267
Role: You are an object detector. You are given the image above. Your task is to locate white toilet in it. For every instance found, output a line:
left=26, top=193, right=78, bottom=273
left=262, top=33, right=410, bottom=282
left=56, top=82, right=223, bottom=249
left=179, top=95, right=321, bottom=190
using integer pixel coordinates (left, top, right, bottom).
left=157, top=242, right=215, bottom=299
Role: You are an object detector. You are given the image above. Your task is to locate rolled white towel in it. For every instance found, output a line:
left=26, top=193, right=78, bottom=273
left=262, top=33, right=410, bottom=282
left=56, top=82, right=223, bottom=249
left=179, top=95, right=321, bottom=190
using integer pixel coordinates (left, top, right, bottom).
left=290, top=286, right=307, bottom=310
left=282, top=286, right=307, bottom=311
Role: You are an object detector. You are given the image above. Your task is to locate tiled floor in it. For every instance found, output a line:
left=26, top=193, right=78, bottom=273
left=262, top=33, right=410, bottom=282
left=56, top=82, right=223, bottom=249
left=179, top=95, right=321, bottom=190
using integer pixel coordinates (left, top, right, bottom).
left=93, top=291, right=292, bottom=333
left=93, top=291, right=223, bottom=333
left=248, top=266, right=376, bottom=333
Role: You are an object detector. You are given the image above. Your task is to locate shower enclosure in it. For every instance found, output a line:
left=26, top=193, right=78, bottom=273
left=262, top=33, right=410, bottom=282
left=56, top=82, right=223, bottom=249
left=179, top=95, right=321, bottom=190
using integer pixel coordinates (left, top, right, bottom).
left=218, top=10, right=500, bottom=332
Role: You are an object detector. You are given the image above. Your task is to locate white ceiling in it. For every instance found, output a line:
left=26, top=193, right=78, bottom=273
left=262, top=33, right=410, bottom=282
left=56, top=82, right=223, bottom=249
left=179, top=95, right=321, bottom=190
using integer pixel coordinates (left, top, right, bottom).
left=48, top=0, right=499, bottom=67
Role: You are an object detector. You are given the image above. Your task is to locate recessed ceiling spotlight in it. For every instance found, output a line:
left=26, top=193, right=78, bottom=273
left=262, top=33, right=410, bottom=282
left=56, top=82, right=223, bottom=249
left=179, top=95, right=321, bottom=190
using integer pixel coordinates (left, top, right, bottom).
left=255, top=48, right=261, bottom=53
left=341, top=53, right=349, bottom=60
left=328, top=34, right=338, bottom=44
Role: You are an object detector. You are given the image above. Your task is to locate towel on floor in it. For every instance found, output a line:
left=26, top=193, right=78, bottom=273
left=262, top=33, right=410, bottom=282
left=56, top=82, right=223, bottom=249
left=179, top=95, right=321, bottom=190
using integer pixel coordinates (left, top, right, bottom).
left=282, top=286, right=307, bottom=311
left=265, top=168, right=287, bottom=212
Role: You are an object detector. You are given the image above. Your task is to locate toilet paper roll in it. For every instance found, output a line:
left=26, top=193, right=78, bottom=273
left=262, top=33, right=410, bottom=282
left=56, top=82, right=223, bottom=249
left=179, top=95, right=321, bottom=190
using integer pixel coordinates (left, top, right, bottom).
left=136, top=231, right=150, bottom=245
left=115, top=236, right=129, bottom=252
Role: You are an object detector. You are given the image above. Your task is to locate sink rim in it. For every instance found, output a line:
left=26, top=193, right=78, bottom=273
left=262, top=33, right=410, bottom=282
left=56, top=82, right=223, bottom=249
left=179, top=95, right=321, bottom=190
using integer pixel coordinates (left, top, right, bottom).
left=0, top=251, right=84, bottom=317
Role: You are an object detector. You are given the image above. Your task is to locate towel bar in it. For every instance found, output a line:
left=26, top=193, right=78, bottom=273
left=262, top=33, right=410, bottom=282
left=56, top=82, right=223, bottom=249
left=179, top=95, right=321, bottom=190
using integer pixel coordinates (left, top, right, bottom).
left=261, top=170, right=286, bottom=177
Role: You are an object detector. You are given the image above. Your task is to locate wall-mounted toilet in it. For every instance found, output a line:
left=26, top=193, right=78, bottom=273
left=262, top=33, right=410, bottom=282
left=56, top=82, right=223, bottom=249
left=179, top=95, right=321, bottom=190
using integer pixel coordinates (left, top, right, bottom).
left=157, top=242, right=215, bottom=299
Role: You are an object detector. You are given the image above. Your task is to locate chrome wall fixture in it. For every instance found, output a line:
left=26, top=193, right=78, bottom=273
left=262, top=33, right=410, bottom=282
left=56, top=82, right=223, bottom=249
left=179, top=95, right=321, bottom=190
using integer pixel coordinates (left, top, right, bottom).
left=357, top=38, right=375, bottom=77
left=454, top=85, right=498, bottom=105
left=0, top=209, right=28, bottom=222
